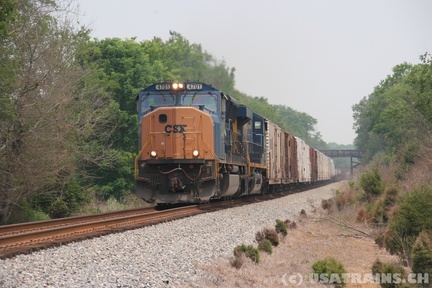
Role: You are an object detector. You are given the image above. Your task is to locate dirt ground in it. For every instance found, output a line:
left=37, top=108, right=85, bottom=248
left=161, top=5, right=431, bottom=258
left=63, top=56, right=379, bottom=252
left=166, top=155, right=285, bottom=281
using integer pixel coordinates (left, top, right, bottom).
left=189, top=202, right=401, bottom=288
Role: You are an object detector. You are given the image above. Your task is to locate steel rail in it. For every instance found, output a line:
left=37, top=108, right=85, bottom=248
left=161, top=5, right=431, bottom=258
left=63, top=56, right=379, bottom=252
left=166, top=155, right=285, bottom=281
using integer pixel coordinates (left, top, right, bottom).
left=0, top=207, right=157, bottom=236
left=0, top=205, right=200, bottom=259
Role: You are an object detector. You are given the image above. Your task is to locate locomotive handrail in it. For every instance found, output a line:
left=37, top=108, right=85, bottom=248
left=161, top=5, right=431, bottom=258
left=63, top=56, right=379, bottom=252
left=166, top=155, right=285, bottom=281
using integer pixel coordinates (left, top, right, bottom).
left=134, top=138, right=151, bottom=178
left=198, top=131, right=220, bottom=178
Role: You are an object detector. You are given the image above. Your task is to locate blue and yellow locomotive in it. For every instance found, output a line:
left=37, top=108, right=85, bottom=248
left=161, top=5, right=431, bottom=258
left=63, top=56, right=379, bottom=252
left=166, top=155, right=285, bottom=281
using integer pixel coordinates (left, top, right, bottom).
left=135, top=82, right=266, bottom=204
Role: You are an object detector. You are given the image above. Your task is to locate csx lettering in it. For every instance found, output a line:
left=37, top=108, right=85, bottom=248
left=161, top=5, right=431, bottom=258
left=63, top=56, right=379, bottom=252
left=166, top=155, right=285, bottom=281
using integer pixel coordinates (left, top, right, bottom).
left=165, top=124, right=187, bottom=133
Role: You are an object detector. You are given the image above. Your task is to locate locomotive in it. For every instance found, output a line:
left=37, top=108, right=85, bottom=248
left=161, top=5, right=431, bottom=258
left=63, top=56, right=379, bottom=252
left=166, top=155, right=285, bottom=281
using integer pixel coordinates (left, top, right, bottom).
left=134, top=81, right=337, bottom=204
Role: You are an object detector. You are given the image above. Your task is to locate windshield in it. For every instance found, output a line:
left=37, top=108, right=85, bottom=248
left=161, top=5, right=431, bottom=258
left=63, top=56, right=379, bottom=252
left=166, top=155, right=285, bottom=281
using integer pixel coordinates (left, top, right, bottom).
left=139, top=92, right=218, bottom=116
left=140, top=94, right=175, bottom=114
left=182, top=92, right=217, bottom=113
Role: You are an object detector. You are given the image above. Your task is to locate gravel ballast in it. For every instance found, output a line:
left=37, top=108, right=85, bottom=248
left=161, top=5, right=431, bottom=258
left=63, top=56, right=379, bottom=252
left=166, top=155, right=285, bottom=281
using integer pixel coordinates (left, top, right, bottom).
left=0, top=183, right=340, bottom=287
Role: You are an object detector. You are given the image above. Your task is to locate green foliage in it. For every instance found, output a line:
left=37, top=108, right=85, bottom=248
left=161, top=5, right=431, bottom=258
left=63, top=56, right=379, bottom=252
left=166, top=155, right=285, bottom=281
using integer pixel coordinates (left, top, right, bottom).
left=364, top=192, right=396, bottom=224
left=49, top=199, right=69, bottom=219
left=394, top=143, right=419, bottom=180
left=383, top=188, right=398, bottom=210
left=233, top=243, right=260, bottom=264
left=371, top=259, right=406, bottom=288
left=360, top=168, right=385, bottom=200
left=366, top=201, right=385, bottom=224
left=258, top=239, right=273, bottom=255
left=385, top=186, right=432, bottom=264
left=27, top=178, right=87, bottom=219
left=23, top=209, right=51, bottom=223
left=311, top=257, right=347, bottom=288
left=412, top=231, right=432, bottom=276
left=275, top=219, right=288, bottom=236
left=256, top=228, right=280, bottom=247
left=352, top=56, right=432, bottom=162
left=0, top=0, right=17, bottom=38
left=273, top=105, right=317, bottom=142
left=407, top=52, right=432, bottom=124
left=10, top=201, right=51, bottom=223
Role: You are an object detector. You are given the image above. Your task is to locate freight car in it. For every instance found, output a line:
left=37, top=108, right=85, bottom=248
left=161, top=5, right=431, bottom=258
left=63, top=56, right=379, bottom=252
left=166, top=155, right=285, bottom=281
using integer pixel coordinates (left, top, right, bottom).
left=134, top=81, right=337, bottom=204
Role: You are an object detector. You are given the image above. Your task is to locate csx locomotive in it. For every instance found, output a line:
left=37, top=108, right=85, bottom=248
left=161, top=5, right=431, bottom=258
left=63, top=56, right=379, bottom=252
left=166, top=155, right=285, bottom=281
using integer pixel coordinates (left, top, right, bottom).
left=134, top=82, right=337, bottom=204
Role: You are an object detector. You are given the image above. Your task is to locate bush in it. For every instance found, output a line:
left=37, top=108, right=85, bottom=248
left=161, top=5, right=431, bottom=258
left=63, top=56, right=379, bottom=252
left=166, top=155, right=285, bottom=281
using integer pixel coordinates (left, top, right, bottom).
left=49, top=198, right=69, bottom=218
left=412, top=231, right=432, bottom=276
left=275, top=219, right=288, bottom=236
left=311, top=257, right=347, bottom=288
left=256, top=228, right=279, bottom=247
left=258, top=239, right=273, bottom=255
left=395, top=143, right=419, bottom=180
left=360, top=168, right=385, bottom=200
left=370, top=201, right=386, bottom=224
left=383, top=188, right=398, bottom=216
left=385, top=186, right=432, bottom=264
left=371, top=259, right=406, bottom=288
left=9, top=201, right=51, bottom=223
left=233, top=243, right=260, bottom=264
left=23, top=209, right=51, bottom=222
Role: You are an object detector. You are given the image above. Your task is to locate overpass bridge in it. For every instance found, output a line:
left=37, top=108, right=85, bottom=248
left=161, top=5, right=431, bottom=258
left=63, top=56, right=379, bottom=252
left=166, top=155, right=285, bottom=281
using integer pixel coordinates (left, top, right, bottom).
left=319, top=150, right=363, bottom=175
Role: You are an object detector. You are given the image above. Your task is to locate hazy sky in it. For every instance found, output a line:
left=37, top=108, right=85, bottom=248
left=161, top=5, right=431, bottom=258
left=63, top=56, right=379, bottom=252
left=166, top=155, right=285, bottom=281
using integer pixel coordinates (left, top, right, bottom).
left=76, top=0, right=432, bottom=145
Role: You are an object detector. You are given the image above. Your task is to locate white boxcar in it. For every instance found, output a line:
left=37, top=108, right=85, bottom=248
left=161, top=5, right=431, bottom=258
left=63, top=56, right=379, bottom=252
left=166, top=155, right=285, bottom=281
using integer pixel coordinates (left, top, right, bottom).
left=266, top=120, right=283, bottom=184
left=294, top=137, right=311, bottom=182
left=317, top=151, right=327, bottom=180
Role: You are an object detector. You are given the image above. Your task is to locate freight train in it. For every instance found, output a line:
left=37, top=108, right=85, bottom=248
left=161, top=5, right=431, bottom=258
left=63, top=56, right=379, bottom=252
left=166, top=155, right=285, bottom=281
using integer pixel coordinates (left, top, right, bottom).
left=134, top=82, right=338, bottom=204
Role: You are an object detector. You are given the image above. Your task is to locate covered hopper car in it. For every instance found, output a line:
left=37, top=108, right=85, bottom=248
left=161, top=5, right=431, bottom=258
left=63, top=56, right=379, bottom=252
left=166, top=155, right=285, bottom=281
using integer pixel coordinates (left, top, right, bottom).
left=134, top=82, right=337, bottom=204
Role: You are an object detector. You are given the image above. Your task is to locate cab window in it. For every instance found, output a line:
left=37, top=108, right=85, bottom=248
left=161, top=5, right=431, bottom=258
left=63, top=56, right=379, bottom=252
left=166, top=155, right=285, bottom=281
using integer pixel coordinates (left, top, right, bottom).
left=140, top=94, right=174, bottom=114
left=182, top=93, right=217, bottom=113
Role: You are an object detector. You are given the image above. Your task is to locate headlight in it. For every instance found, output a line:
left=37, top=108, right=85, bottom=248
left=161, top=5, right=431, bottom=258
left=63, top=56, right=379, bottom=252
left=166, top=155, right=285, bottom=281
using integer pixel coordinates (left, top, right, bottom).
left=150, top=150, right=157, bottom=157
left=192, top=150, right=199, bottom=157
left=171, top=82, right=184, bottom=91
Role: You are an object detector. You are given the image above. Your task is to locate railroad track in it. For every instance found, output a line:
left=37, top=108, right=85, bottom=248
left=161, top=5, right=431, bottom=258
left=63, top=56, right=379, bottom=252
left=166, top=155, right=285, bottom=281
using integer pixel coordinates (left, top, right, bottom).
left=0, top=181, right=332, bottom=260
left=0, top=205, right=208, bottom=259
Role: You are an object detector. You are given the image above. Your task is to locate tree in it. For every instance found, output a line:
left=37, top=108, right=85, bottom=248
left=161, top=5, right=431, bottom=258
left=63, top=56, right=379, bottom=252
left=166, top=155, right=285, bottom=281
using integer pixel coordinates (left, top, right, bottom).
left=0, top=0, right=110, bottom=223
left=352, top=63, right=421, bottom=161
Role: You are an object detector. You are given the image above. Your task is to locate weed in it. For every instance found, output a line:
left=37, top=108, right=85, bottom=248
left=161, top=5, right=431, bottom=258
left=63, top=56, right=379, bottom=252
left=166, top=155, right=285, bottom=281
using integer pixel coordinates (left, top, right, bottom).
left=258, top=239, right=273, bottom=255
left=256, top=228, right=279, bottom=247
left=233, top=243, right=260, bottom=264
left=275, top=219, right=288, bottom=236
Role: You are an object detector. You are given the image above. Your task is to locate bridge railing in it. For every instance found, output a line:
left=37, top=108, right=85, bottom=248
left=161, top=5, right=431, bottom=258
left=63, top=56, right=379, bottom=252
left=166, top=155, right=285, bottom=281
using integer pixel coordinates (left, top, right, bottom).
left=319, top=150, right=363, bottom=158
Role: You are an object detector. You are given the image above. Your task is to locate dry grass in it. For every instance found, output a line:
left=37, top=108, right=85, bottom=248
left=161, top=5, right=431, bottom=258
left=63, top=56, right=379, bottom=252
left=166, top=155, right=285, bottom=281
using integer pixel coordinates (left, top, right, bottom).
left=75, top=193, right=149, bottom=216
left=188, top=204, right=400, bottom=288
